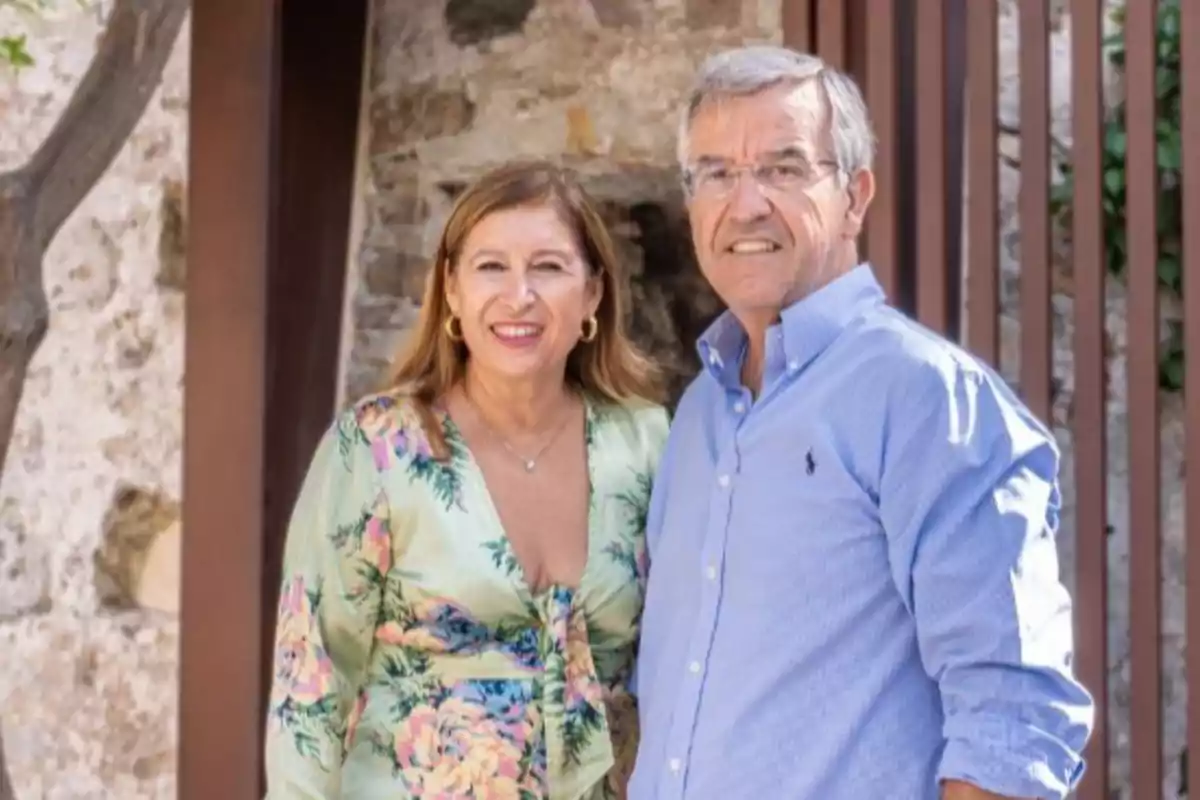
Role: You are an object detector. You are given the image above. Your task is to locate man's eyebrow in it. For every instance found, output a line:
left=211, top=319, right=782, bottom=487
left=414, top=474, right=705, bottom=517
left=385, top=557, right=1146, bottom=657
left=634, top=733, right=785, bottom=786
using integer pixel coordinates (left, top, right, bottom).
left=690, top=147, right=812, bottom=166
left=760, top=146, right=810, bottom=161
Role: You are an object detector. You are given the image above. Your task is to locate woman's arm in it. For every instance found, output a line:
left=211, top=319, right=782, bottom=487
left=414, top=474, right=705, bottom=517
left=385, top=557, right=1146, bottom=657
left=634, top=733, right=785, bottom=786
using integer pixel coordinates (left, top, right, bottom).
left=263, top=411, right=391, bottom=800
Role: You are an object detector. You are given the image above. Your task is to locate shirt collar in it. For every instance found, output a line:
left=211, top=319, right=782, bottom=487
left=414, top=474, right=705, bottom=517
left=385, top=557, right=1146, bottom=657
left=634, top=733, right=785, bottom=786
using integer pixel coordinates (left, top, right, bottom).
left=696, top=263, right=886, bottom=386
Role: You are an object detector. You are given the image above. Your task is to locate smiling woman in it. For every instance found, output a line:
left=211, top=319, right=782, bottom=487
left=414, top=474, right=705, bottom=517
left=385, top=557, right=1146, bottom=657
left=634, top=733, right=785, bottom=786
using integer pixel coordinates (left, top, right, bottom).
left=263, top=160, right=671, bottom=800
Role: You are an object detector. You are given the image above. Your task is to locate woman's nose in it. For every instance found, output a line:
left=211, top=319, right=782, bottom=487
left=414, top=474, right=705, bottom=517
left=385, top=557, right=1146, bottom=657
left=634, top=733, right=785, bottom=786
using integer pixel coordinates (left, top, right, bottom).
left=502, top=272, right=535, bottom=307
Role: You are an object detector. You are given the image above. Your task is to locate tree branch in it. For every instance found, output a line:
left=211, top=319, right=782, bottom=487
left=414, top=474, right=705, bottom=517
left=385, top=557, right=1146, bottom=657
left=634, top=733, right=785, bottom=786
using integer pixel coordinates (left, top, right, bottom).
left=0, top=3, right=189, bottom=794
left=15, top=0, right=191, bottom=249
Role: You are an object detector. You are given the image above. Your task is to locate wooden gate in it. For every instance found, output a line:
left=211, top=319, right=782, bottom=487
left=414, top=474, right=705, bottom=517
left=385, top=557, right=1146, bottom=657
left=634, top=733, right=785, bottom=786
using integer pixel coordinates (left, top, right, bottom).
left=786, top=0, right=1199, bottom=797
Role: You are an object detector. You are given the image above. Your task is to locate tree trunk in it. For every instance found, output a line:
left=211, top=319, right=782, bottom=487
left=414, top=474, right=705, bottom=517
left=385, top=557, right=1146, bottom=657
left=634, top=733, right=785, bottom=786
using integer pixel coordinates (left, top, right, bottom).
left=0, top=1, right=190, bottom=794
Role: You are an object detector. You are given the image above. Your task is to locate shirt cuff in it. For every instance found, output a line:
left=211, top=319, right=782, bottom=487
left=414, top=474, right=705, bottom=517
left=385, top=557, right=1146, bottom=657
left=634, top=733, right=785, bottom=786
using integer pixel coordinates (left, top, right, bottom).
left=937, top=714, right=1086, bottom=799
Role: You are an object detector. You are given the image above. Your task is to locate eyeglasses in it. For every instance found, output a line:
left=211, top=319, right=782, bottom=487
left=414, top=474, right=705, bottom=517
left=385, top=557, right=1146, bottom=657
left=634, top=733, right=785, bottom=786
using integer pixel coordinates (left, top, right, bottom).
left=683, top=158, right=840, bottom=198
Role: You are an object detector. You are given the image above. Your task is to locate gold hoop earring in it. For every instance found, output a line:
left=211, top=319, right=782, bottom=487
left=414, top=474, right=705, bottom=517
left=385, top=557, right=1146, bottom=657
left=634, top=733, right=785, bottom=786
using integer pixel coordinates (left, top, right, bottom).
left=580, top=316, right=598, bottom=343
left=444, top=315, right=464, bottom=342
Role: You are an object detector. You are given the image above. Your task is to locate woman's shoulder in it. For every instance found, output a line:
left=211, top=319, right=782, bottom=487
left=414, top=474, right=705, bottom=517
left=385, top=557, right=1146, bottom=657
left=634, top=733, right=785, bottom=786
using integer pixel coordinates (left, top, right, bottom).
left=589, top=396, right=671, bottom=457
left=342, top=390, right=425, bottom=436
left=335, top=390, right=447, bottom=470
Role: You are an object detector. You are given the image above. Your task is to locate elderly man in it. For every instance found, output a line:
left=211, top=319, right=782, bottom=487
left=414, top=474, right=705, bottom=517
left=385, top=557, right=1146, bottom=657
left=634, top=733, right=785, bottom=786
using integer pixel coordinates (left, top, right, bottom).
left=628, top=45, right=1094, bottom=800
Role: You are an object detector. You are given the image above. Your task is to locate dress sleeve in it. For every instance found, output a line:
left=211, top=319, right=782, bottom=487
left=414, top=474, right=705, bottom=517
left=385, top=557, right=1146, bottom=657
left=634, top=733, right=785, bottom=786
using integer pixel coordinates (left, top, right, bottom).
left=263, top=410, right=391, bottom=799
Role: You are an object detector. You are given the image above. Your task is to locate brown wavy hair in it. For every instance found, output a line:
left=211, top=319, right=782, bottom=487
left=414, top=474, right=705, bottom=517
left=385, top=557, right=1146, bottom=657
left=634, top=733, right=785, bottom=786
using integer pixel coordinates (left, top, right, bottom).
left=384, top=160, right=663, bottom=454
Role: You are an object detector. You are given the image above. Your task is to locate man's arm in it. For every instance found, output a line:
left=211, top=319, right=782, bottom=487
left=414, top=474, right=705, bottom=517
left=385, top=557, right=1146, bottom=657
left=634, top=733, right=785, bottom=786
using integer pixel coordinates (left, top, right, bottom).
left=877, top=360, right=1094, bottom=800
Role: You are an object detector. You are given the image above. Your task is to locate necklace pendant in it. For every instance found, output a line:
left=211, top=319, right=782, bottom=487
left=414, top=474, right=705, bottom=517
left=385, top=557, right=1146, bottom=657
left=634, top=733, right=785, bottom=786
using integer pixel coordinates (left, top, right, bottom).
left=524, top=459, right=536, bottom=472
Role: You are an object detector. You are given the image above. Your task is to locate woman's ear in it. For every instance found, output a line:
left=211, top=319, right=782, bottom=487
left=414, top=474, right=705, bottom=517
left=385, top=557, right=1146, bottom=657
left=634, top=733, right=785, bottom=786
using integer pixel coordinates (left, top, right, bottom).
left=584, top=272, right=604, bottom=318
left=443, top=263, right=461, bottom=316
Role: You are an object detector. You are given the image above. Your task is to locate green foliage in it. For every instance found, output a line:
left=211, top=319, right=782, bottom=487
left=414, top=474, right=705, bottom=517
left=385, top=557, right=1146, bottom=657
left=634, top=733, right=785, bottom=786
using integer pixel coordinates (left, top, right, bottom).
left=1, top=0, right=90, bottom=68
left=1, top=0, right=44, bottom=68
left=0, top=33, right=33, bottom=67
left=1050, top=0, right=1183, bottom=390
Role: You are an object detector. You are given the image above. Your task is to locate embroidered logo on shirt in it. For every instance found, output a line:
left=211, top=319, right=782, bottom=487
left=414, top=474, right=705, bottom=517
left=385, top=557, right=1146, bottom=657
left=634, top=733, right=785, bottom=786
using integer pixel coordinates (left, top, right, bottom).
left=805, top=449, right=816, bottom=475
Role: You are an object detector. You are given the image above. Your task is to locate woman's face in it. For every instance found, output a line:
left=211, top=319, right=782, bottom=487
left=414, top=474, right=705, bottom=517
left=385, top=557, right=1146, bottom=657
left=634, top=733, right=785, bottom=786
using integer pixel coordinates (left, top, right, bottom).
left=446, top=202, right=603, bottom=385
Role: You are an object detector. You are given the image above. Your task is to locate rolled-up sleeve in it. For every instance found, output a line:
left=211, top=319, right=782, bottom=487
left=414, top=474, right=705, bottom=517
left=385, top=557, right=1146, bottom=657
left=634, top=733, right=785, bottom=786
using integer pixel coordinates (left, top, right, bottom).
left=878, top=360, right=1095, bottom=799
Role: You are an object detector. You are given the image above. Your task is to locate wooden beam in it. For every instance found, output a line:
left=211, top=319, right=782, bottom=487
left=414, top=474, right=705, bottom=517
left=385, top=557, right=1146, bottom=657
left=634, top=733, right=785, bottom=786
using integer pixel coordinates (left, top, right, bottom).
left=180, top=0, right=277, bottom=796
left=259, top=0, right=371, bottom=772
left=181, top=0, right=368, bottom=796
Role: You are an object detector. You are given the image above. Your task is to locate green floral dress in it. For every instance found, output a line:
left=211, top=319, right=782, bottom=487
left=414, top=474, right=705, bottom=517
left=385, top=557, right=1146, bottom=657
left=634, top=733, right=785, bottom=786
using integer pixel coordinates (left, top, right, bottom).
left=263, top=391, right=669, bottom=800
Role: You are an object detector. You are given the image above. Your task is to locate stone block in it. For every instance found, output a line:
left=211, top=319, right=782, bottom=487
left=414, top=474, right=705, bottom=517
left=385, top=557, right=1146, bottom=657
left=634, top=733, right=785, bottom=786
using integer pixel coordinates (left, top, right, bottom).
left=585, top=0, right=645, bottom=29
left=361, top=248, right=430, bottom=300
left=443, top=0, right=536, bottom=47
left=155, top=178, right=186, bottom=292
left=0, top=497, right=50, bottom=621
left=93, top=485, right=180, bottom=611
left=685, top=0, right=742, bottom=30
left=0, top=615, right=179, bottom=798
left=134, top=520, right=179, bottom=614
left=370, top=83, right=476, bottom=154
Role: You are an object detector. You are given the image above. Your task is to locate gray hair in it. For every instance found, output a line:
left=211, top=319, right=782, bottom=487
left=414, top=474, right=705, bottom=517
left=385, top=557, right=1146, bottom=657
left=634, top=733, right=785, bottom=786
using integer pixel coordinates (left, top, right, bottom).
left=676, top=45, right=876, bottom=185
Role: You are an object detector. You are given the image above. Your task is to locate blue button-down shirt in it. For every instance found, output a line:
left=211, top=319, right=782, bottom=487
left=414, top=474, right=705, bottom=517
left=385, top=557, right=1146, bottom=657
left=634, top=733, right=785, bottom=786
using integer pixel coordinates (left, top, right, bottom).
left=628, top=264, right=1093, bottom=800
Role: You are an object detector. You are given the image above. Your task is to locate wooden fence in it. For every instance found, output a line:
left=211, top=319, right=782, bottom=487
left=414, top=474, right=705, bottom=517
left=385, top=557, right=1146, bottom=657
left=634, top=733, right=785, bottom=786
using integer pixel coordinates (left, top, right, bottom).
left=784, top=0, right=1197, bottom=797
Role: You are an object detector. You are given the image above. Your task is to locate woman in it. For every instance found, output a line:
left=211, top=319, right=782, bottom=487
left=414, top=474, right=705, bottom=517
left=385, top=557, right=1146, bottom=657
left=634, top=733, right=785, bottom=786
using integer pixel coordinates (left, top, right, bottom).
left=264, top=161, right=669, bottom=800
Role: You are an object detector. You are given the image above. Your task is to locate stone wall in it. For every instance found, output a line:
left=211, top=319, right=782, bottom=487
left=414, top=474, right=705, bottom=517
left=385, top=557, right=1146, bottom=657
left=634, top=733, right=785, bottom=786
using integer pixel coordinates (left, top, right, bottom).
left=0, top=4, right=188, bottom=798
left=0, top=0, right=1183, bottom=797
left=343, top=0, right=768, bottom=402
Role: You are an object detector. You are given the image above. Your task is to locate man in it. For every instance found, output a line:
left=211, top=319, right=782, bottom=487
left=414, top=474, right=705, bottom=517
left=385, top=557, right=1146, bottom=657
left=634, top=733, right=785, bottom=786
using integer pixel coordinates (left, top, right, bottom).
left=628, top=45, right=1094, bottom=800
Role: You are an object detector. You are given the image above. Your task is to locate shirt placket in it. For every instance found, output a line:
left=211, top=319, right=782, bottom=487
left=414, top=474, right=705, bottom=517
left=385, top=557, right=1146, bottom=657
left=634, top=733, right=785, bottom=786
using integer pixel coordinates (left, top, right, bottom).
left=657, top=386, right=749, bottom=799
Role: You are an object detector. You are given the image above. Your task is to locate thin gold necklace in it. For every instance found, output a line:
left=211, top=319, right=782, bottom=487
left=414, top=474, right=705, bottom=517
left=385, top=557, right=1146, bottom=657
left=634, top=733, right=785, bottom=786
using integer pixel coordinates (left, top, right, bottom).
left=463, top=390, right=575, bottom=473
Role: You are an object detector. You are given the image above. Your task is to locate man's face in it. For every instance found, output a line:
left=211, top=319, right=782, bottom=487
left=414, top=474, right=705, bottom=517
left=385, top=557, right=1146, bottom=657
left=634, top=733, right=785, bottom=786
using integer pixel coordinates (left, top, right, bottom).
left=683, top=81, right=872, bottom=322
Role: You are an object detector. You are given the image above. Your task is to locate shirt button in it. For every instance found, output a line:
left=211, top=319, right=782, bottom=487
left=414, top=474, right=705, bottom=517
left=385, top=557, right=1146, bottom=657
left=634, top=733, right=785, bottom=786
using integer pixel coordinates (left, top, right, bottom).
left=717, top=474, right=730, bottom=488
left=787, top=358, right=800, bottom=372
left=669, top=758, right=682, bottom=773
left=688, top=661, right=701, bottom=674
left=705, top=565, right=718, bottom=580
left=733, top=401, right=745, bottom=414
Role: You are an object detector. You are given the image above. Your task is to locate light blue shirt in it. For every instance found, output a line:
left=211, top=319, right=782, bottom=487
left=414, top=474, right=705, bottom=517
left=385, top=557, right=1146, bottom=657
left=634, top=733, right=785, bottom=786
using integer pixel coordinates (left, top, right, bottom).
left=628, top=264, right=1094, bottom=800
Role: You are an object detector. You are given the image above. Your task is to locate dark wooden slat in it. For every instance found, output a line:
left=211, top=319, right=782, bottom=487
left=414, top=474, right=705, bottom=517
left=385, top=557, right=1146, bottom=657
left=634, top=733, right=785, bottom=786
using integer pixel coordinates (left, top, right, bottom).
left=179, top=0, right=277, bottom=797
left=914, top=0, right=948, bottom=333
left=1185, top=0, right=1200, bottom=793
left=1018, top=0, right=1051, bottom=421
left=864, top=0, right=899, bottom=302
left=257, top=1, right=369, bottom=793
left=782, top=0, right=814, bottom=52
left=1125, top=0, right=1162, bottom=795
left=816, top=0, right=846, bottom=68
left=964, top=0, right=997, bottom=365
left=1069, top=1, right=1108, bottom=798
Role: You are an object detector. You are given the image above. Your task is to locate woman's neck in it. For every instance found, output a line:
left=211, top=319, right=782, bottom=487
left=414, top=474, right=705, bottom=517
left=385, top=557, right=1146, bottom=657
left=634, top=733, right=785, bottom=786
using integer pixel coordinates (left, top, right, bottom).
left=460, top=366, right=576, bottom=434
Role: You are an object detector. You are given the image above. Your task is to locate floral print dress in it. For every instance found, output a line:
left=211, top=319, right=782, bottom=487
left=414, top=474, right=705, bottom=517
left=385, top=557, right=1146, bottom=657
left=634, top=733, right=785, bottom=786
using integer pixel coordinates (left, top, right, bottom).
left=264, top=391, right=669, bottom=800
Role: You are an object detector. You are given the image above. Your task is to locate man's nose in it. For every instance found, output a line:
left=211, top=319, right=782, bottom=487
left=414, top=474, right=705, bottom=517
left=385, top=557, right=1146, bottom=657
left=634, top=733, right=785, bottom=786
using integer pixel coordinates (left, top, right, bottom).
left=726, top=173, right=773, bottom=222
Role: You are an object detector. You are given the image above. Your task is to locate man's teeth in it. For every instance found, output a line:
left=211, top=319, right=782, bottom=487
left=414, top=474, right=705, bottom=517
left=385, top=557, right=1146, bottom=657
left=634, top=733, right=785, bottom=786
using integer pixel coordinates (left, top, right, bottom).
left=729, top=240, right=778, bottom=253
left=492, top=324, right=541, bottom=337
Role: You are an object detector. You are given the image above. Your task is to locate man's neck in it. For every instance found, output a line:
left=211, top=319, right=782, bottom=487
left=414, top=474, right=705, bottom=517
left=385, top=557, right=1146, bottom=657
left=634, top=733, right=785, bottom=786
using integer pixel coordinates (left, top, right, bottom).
left=739, top=318, right=771, bottom=396
left=732, top=256, right=863, bottom=394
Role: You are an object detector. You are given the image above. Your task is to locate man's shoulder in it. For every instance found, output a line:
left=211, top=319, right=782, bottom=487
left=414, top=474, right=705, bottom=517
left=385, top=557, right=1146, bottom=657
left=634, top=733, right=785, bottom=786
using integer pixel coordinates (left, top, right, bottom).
left=843, top=304, right=994, bottom=388
left=671, top=368, right=724, bottom=421
left=847, top=307, right=1052, bottom=443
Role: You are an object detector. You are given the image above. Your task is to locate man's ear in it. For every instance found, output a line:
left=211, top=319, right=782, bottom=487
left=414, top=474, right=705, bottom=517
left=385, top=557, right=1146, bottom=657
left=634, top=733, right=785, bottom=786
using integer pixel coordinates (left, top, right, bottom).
left=843, top=168, right=876, bottom=239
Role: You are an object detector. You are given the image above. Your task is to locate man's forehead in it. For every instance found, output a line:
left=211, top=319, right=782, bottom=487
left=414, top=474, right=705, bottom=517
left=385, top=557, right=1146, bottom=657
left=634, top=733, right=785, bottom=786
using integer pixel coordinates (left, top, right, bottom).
left=689, top=81, right=830, bottom=146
